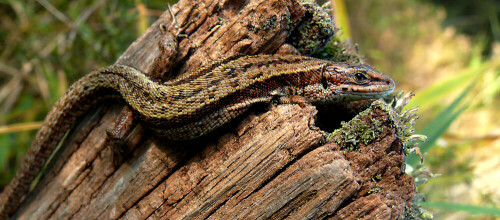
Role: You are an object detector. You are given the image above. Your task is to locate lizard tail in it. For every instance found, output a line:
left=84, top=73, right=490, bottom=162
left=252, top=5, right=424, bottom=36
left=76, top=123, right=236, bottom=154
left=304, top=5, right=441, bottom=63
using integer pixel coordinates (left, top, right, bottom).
left=0, top=65, right=134, bottom=218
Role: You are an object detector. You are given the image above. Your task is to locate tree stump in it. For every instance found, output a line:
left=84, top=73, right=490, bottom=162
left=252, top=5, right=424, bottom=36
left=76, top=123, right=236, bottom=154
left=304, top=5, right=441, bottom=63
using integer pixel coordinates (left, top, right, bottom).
left=13, top=0, right=416, bottom=219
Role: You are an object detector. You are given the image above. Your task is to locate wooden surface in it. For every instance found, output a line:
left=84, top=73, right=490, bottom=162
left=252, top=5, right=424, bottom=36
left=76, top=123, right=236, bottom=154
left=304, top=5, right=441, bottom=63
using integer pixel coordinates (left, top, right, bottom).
left=13, top=0, right=415, bottom=219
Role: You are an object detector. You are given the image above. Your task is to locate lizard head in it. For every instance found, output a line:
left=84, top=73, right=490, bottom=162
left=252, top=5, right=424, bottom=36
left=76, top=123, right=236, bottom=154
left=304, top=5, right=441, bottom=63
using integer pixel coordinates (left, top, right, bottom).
left=303, top=62, right=395, bottom=103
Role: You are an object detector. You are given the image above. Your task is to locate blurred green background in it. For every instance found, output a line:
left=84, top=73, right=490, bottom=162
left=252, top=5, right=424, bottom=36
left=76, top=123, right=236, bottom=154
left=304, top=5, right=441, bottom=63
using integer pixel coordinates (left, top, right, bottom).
left=0, top=0, right=499, bottom=219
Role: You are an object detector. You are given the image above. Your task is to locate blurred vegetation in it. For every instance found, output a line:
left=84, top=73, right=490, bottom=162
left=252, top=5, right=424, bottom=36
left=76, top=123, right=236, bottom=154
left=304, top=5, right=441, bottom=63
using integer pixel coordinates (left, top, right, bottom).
left=0, top=0, right=173, bottom=186
left=1, top=0, right=499, bottom=219
left=422, top=0, right=500, bottom=55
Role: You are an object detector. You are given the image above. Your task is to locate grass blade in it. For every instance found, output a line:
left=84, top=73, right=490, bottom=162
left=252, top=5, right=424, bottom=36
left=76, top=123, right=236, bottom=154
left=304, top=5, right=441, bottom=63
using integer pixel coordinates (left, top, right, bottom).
left=406, top=81, right=475, bottom=166
left=420, top=201, right=500, bottom=216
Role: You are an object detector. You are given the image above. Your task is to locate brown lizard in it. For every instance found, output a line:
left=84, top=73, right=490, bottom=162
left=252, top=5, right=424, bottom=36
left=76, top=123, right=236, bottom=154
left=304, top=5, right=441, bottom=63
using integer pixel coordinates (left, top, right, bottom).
left=0, top=53, right=395, bottom=218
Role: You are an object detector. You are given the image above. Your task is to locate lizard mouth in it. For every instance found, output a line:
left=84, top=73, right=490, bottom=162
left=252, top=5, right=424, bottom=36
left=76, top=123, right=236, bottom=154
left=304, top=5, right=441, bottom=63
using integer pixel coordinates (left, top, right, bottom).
left=343, top=76, right=395, bottom=93
left=347, top=87, right=395, bottom=99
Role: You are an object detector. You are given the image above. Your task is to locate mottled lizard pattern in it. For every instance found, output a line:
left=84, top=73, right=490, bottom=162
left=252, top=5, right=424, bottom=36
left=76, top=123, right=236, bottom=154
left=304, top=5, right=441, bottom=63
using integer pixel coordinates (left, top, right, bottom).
left=0, top=54, right=395, bottom=218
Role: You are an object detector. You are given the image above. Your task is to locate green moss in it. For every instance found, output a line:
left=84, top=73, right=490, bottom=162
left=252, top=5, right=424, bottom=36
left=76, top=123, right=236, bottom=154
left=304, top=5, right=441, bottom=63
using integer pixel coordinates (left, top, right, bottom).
left=281, top=12, right=292, bottom=29
left=261, top=15, right=277, bottom=32
left=313, top=38, right=364, bottom=64
left=332, top=117, right=382, bottom=151
left=327, top=92, right=426, bottom=156
left=246, top=15, right=279, bottom=33
left=328, top=101, right=384, bottom=151
left=287, top=0, right=336, bottom=55
left=368, top=187, right=381, bottom=194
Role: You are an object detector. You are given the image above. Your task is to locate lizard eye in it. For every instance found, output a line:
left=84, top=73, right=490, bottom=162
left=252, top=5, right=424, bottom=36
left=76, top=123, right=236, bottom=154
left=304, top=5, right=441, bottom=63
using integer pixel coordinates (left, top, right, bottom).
left=354, top=71, right=369, bottom=83
left=321, top=76, right=328, bottom=89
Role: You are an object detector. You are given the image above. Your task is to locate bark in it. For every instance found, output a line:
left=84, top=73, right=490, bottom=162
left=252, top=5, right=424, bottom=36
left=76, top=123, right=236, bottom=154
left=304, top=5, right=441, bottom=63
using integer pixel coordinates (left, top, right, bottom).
left=14, top=0, right=416, bottom=219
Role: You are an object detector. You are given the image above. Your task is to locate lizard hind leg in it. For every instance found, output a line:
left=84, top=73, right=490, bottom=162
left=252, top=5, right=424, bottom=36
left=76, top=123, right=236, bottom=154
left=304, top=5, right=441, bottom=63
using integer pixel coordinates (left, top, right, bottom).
left=106, top=105, right=149, bottom=167
left=106, top=105, right=136, bottom=143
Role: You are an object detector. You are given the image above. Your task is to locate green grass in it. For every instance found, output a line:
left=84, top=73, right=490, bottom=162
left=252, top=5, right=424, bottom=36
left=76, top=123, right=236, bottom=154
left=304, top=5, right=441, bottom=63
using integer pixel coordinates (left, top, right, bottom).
left=405, top=78, right=474, bottom=167
left=0, top=0, right=173, bottom=187
left=420, top=201, right=500, bottom=216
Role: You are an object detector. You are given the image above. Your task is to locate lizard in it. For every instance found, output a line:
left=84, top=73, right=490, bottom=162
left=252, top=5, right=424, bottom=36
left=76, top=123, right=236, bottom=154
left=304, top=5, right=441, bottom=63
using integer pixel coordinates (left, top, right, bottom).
left=0, top=54, right=395, bottom=218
